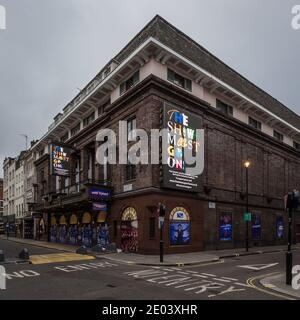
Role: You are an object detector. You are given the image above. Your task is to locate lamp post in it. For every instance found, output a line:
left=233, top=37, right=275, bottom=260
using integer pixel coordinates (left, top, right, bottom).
left=244, top=160, right=251, bottom=252
left=158, top=203, right=166, bottom=263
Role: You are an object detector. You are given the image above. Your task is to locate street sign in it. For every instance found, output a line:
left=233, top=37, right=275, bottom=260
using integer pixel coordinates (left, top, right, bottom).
left=244, top=213, right=251, bottom=222
left=158, top=216, right=165, bottom=229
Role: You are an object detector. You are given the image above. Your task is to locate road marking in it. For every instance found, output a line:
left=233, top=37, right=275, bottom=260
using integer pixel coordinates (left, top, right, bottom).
left=238, top=263, right=279, bottom=271
left=220, top=277, right=238, bottom=281
left=263, top=283, right=276, bottom=288
left=246, top=272, right=295, bottom=300
left=29, top=253, right=95, bottom=265
left=124, top=268, right=251, bottom=298
left=54, top=261, right=118, bottom=273
left=213, top=278, right=231, bottom=283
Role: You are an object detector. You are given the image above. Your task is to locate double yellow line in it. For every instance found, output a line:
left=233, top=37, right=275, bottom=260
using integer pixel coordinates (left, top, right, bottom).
left=246, top=272, right=296, bottom=300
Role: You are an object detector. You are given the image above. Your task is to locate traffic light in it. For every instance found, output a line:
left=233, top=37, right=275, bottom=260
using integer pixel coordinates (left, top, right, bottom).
left=286, top=190, right=299, bottom=210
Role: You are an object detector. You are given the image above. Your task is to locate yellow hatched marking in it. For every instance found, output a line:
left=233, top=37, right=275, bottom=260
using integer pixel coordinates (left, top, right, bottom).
left=30, top=253, right=95, bottom=265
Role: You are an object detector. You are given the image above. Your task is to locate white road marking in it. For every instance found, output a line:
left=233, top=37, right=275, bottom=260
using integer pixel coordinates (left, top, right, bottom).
left=213, top=278, right=231, bottom=283
left=201, top=273, right=216, bottom=277
left=220, top=277, right=238, bottom=281
left=238, top=263, right=279, bottom=271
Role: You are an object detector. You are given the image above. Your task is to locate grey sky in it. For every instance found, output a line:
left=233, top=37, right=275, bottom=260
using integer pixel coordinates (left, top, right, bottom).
left=0, top=0, right=300, bottom=177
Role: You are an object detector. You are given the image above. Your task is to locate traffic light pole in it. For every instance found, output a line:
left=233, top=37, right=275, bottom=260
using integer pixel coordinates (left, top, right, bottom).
left=160, top=224, right=164, bottom=263
left=286, top=205, right=293, bottom=285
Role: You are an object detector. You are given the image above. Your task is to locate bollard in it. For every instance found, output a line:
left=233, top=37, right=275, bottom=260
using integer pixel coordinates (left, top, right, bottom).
left=0, top=250, right=5, bottom=262
left=19, top=248, right=29, bottom=260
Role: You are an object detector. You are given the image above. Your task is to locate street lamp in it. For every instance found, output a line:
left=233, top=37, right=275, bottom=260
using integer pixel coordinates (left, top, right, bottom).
left=244, top=160, right=251, bottom=252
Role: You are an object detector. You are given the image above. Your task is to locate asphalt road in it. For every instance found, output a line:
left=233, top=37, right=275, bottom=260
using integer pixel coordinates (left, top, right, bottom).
left=0, top=238, right=299, bottom=300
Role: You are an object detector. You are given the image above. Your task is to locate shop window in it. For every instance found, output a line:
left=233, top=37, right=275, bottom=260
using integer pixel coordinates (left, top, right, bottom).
left=251, top=213, right=261, bottom=240
left=169, top=207, right=190, bottom=246
left=149, top=217, right=156, bottom=239
left=167, top=69, right=192, bottom=91
left=120, top=71, right=140, bottom=96
left=219, top=213, right=232, bottom=241
left=216, top=99, right=233, bottom=116
left=248, top=117, right=262, bottom=131
left=276, top=216, right=284, bottom=239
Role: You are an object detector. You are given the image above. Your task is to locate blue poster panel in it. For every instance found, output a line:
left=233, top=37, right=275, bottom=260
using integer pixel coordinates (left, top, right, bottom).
left=170, top=222, right=190, bottom=245
left=220, top=213, right=232, bottom=241
left=276, top=216, right=284, bottom=239
left=252, top=214, right=261, bottom=240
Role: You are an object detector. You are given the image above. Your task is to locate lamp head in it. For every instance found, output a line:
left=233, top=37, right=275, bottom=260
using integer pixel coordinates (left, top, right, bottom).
left=244, top=160, right=251, bottom=168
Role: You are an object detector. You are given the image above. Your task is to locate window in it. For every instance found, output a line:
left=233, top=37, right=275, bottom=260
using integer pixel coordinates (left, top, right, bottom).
left=216, top=99, right=233, bottom=116
left=71, top=123, right=81, bottom=136
left=293, top=141, right=300, bottom=151
left=127, top=117, right=136, bottom=141
left=167, top=69, right=192, bottom=91
left=120, top=71, right=140, bottom=95
left=125, top=164, right=136, bottom=181
left=248, top=117, right=262, bottom=131
left=273, top=130, right=284, bottom=142
left=61, top=132, right=69, bottom=143
left=83, top=112, right=95, bottom=127
left=149, top=217, right=156, bottom=239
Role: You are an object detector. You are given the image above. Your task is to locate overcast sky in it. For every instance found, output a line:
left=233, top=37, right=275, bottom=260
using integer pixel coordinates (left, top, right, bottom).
left=0, top=0, right=300, bottom=177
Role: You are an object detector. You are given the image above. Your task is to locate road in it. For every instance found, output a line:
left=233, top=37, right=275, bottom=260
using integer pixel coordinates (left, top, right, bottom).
left=0, top=239, right=299, bottom=300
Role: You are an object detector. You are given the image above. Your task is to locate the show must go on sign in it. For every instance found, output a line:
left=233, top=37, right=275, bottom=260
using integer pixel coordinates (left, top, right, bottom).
left=162, top=103, right=204, bottom=193
left=50, top=144, right=72, bottom=177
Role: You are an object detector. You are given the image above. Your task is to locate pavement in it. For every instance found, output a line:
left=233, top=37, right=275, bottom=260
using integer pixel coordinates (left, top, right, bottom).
left=260, top=273, right=300, bottom=299
left=2, top=235, right=300, bottom=266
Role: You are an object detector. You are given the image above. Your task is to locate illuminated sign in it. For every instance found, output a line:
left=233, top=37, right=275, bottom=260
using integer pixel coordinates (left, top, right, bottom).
left=89, top=188, right=111, bottom=199
left=93, top=202, right=108, bottom=211
left=162, top=103, right=203, bottom=192
left=50, top=144, right=71, bottom=177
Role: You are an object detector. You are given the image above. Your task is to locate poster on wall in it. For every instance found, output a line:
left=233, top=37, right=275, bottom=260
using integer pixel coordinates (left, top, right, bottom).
left=50, top=144, right=71, bottom=176
left=162, top=103, right=204, bottom=192
left=169, top=207, right=190, bottom=246
left=276, top=216, right=284, bottom=239
left=251, top=214, right=261, bottom=240
left=219, top=213, right=232, bottom=241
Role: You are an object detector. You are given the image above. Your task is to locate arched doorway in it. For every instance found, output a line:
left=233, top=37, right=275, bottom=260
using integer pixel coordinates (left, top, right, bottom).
left=69, top=214, right=78, bottom=245
left=58, top=215, right=67, bottom=243
left=50, top=216, right=58, bottom=243
left=82, top=212, right=92, bottom=247
left=169, top=207, right=191, bottom=246
left=121, top=207, right=138, bottom=252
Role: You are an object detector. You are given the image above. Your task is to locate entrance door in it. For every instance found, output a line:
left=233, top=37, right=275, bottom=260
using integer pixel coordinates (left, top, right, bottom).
left=121, top=207, right=138, bottom=253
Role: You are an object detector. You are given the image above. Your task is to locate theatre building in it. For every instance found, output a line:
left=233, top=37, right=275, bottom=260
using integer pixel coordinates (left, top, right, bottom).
left=30, top=15, right=300, bottom=254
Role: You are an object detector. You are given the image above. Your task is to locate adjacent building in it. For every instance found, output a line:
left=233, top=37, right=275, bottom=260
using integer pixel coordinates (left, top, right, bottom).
left=4, top=16, right=300, bottom=253
left=0, top=178, right=3, bottom=220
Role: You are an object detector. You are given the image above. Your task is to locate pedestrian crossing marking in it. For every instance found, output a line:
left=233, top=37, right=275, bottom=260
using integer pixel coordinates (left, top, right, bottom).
left=29, top=253, right=95, bottom=265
